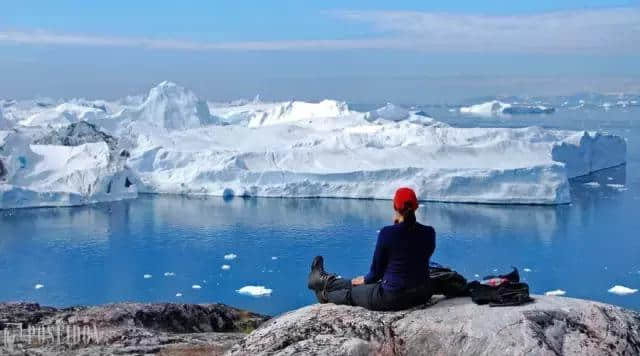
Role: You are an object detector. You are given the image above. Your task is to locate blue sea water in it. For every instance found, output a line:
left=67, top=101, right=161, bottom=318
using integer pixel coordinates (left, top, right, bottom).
left=1, top=107, right=639, bottom=316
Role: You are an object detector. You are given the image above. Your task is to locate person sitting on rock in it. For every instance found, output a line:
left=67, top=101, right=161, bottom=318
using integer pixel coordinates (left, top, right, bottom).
left=307, top=187, right=436, bottom=311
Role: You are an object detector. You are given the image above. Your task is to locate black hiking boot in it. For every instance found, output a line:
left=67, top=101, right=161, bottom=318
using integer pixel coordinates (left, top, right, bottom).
left=308, top=256, right=336, bottom=303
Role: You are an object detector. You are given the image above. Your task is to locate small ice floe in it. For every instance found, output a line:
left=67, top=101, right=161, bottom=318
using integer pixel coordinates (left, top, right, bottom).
left=236, top=285, right=272, bottom=297
left=474, top=274, right=480, bottom=278
left=164, top=272, right=175, bottom=277
left=545, top=289, right=566, bottom=296
left=271, top=256, right=278, bottom=260
left=607, top=177, right=614, bottom=181
left=606, top=184, right=627, bottom=191
left=608, top=285, right=638, bottom=296
left=143, top=274, right=153, bottom=279
left=523, top=268, right=532, bottom=273
left=221, top=264, right=231, bottom=270
left=34, top=284, right=44, bottom=290
left=583, top=182, right=600, bottom=188
left=175, top=293, right=183, bottom=297
left=192, top=284, right=202, bottom=289
left=224, top=253, right=237, bottom=260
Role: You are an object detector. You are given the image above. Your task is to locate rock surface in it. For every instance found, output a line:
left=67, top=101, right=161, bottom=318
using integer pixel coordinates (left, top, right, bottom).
left=231, top=296, right=640, bottom=356
left=0, top=302, right=268, bottom=355
left=2, top=297, right=639, bottom=355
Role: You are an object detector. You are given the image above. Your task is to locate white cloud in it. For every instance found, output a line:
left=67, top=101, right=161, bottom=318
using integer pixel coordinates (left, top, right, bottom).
left=0, top=7, right=638, bottom=53
left=336, top=7, right=640, bottom=53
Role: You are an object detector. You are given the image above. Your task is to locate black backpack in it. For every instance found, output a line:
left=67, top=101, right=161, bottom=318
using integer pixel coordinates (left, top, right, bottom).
left=428, top=263, right=470, bottom=298
left=467, top=268, right=534, bottom=307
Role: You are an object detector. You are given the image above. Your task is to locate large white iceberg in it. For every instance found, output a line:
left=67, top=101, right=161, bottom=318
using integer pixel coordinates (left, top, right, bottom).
left=0, top=127, right=137, bottom=209
left=0, top=82, right=627, bottom=209
left=460, top=100, right=554, bottom=116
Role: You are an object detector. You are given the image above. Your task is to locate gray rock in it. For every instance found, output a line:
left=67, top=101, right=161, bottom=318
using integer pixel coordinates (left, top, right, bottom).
left=230, top=296, right=640, bottom=356
left=34, top=121, right=118, bottom=151
left=0, top=302, right=268, bottom=355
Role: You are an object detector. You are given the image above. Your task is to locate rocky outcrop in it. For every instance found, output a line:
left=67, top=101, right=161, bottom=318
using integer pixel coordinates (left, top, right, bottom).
left=0, top=302, right=268, bottom=355
left=34, top=121, right=118, bottom=151
left=2, top=297, right=638, bottom=355
left=231, top=296, right=640, bottom=356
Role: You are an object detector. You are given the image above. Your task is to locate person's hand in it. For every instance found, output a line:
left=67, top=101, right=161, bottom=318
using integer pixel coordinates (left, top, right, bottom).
left=351, top=276, right=365, bottom=286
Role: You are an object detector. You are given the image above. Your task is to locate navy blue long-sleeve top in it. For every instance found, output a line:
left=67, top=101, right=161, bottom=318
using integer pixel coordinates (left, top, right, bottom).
left=364, top=221, right=436, bottom=291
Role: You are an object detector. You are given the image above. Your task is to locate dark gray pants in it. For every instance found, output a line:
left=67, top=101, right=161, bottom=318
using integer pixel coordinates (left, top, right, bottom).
left=318, top=277, right=431, bottom=311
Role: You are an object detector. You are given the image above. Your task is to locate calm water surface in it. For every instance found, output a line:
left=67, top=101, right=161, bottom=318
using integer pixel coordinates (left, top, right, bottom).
left=1, top=108, right=639, bottom=316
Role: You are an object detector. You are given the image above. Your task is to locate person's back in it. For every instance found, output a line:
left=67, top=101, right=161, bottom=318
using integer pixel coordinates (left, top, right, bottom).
left=372, top=222, right=435, bottom=291
left=307, top=187, right=437, bottom=311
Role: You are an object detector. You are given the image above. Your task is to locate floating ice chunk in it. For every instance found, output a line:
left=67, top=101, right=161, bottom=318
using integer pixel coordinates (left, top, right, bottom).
left=523, top=268, right=532, bottom=272
left=608, top=285, right=638, bottom=295
left=224, top=253, right=237, bottom=260
left=607, top=177, right=614, bottom=180
left=34, top=284, right=44, bottom=290
left=545, top=289, right=566, bottom=296
left=606, top=184, right=627, bottom=191
left=143, top=274, right=152, bottom=279
left=175, top=293, right=183, bottom=297
left=364, top=103, right=409, bottom=122
left=164, top=272, right=175, bottom=277
left=474, top=274, right=480, bottom=278
left=271, top=256, right=278, bottom=260
left=460, top=101, right=511, bottom=116
left=583, top=182, right=600, bottom=188
left=221, top=264, right=231, bottom=270
left=236, top=285, right=273, bottom=297
left=192, top=284, right=202, bottom=289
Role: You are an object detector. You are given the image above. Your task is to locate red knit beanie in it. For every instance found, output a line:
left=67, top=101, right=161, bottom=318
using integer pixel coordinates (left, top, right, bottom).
left=393, top=187, right=419, bottom=211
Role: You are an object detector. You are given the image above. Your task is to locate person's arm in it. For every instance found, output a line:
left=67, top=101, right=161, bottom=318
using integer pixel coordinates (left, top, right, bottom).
left=363, top=230, right=388, bottom=284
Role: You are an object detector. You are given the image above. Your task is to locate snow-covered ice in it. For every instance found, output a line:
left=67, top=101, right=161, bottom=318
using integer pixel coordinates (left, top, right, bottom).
left=221, top=264, right=231, bottom=270
left=175, top=293, right=183, bottom=297
left=523, top=268, right=532, bottom=272
left=143, top=274, right=152, bottom=279
left=608, top=285, right=638, bottom=295
left=606, top=184, right=627, bottom=191
left=0, top=81, right=627, bottom=208
left=583, top=182, right=601, bottom=188
left=545, top=289, right=566, bottom=296
left=164, top=272, right=175, bottom=277
left=271, top=256, right=278, bottom=260
left=192, top=284, right=202, bottom=289
left=460, top=100, right=554, bottom=116
left=224, top=253, right=237, bottom=260
left=236, top=285, right=273, bottom=297
left=34, top=284, right=44, bottom=290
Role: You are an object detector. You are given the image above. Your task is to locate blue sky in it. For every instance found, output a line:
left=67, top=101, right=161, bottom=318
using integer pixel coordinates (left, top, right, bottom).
left=1, top=1, right=639, bottom=103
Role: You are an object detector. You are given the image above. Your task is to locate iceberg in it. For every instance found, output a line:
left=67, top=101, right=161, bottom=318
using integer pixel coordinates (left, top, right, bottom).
left=364, top=103, right=410, bottom=122
left=0, top=129, right=137, bottom=209
left=224, top=253, right=237, bottom=260
left=545, top=289, right=566, bottom=296
left=246, top=99, right=350, bottom=128
left=608, top=285, right=637, bottom=295
left=461, top=101, right=555, bottom=116
left=0, top=108, right=10, bottom=130
left=460, top=101, right=511, bottom=116
left=236, top=285, right=273, bottom=297
left=0, top=82, right=628, bottom=209
left=19, top=103, right=109, bottom=128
